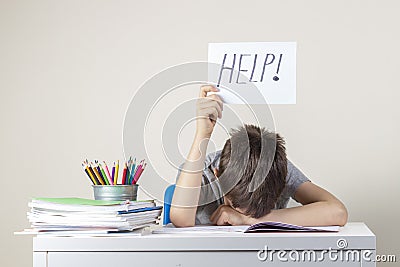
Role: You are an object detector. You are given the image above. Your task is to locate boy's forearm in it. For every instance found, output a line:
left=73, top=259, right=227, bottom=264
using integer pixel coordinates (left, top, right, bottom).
left=170, top=134, right=210, bottom=227
left=247, top=201, right=348, bottom=227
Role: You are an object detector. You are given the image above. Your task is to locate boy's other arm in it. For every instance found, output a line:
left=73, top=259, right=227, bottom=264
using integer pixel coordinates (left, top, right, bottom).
left=249, top=182, right=348, bottom=226
left=170, top=85, right=223, bottom=227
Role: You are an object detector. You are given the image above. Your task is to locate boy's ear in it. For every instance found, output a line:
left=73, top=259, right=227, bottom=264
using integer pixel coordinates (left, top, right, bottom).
left=213, top=168, right=219, bottom=177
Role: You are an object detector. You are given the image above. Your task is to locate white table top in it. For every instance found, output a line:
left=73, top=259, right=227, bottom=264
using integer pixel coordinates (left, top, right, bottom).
left=33, top=222, right=375, bottom=252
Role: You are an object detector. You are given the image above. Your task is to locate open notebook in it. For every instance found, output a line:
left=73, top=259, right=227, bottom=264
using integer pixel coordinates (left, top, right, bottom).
left=245, top=221, right=339, bottom=233
left=153, top=221, right=340, bottom=234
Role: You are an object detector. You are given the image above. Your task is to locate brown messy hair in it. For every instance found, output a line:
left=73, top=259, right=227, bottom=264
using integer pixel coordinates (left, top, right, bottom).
left=218, top=124, right=287, bottom=218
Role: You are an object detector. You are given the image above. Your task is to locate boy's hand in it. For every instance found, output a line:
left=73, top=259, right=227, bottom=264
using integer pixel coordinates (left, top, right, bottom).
left=210, top=205, right=253, bottom=226
left=196, top=85, right=223, bottom=138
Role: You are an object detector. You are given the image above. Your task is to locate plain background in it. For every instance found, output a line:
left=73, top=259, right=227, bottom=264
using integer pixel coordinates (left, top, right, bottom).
left=1, top=0, right=399, bottom=266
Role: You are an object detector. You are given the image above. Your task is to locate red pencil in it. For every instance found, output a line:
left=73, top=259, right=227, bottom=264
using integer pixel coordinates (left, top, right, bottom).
left=122, top=163, right=128, bottom=185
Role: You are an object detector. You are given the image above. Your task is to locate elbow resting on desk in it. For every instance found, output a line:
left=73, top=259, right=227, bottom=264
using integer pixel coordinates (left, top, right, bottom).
left=329, top=201, right=348, bottom=227
left=170, top=207, right=196, bottom=227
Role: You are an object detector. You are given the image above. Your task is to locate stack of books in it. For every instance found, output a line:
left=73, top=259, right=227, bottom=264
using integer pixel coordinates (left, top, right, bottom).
left=20, top=197, right=162, bottom=236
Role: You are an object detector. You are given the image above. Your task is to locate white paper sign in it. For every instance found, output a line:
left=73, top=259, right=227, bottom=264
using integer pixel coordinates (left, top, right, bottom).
left=208, top=42, right=296, bottom=104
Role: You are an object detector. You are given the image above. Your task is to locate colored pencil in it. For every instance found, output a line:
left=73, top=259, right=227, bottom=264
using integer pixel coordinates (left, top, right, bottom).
left=99, top=164, right=110, bottom=185
left=95, top=162, right=107, bottom=185
left=87, top=164, right=100, bottom=185
left=115, top=160, right=119, bottom=185
left=128, top=156, right=132, bottom=168
left=103, top=161, right=113, bottom=185
left=95, top=160, right=105, bottom=184
left=126, top=165, right=130, bottom=185
left=122, top=163, right=128, bottom=185
left=132, top=163, right=143, bottom=184
left=82, top=164, right=96, bottom=185
left=134, top=163, right=146, bottom=184
left=112, top=163, right=116, bottom=185
left=92, top=163, right=105, bottom=185
left=129, top=158, right=136, bottom=184
left=134, top=160, right=143, bottom=175
left=84, top=169, right=93, bottom=184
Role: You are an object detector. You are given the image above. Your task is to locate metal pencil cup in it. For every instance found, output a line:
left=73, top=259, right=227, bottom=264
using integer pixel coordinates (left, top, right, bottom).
left=92, top=185, right=138, bottom=201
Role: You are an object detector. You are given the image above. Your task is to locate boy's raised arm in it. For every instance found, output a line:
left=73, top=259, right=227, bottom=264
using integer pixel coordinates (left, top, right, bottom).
left=170, top=86, right=223, bottom=227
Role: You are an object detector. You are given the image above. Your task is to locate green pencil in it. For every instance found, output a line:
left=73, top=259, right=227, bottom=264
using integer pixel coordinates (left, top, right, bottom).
left=99, top=164, right=110, bottom=185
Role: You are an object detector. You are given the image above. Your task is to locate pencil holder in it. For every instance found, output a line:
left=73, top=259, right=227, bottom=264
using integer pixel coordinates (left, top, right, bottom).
left=92, top=184, right=138, bottom=201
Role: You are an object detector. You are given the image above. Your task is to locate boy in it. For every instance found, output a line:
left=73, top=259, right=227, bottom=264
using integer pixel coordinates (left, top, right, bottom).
left=170, top=85, right=348, bottom=227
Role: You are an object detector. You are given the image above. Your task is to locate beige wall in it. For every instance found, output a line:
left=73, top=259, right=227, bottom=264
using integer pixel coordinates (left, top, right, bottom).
left=1, top=0, right=399, bottom=266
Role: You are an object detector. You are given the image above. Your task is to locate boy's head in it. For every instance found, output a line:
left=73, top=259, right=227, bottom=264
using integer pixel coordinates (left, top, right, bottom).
left=216, top=124, right=287, bottom=218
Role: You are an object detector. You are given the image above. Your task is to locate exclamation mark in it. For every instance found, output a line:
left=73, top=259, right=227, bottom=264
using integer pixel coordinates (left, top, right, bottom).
left=273, top=54, right=283, bottom=81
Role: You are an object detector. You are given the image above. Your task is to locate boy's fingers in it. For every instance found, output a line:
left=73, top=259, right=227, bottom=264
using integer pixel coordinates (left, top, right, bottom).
left=199, top=101, right=223, bottom=120
left=199, top=85, right=219, bottom=97
left=199, top=102, right=222, bottom=119
left=208, top=94, right=224, bottom=111
left=198, top=108, right=217, bottom=122
left=198, top=96, right=223, bottom=111
left=214, top=104, right=222, bottom=119
left=210, top=106, right=221, bottom=120
left=216, top=215, right=229, bottom=226
left=209, top=107, right=218, bottom=121
left=197, top=97, right=223, bottom=116
left=210, top=205, right=222, bottom=223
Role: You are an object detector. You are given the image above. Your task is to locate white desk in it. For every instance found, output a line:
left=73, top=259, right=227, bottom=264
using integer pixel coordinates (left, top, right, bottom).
left=33, top=222, right=375, bottom=267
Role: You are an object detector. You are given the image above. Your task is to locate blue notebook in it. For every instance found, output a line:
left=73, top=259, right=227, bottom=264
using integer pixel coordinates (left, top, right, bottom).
left=118, top=206, right=162, bottom=215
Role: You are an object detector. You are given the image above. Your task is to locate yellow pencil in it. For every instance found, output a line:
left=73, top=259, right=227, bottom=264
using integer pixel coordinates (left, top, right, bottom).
left=115, top=160, right=119, bottom=185
left=92, top=162, right=105, bottom=185
left=82, top=163, right=97, bottom=185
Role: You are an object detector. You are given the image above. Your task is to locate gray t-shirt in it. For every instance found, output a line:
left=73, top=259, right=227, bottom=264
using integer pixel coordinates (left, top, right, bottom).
left=176, top=150, right=310, bottom=225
